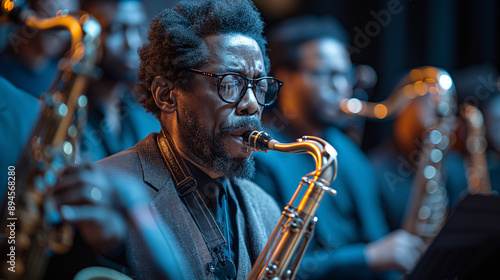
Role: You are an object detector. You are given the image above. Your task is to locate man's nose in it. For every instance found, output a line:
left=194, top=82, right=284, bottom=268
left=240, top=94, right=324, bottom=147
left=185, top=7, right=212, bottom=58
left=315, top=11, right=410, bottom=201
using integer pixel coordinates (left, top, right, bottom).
left=236, top=86, right=260, bottom=116
left=331, top=75, right=350, bottom=92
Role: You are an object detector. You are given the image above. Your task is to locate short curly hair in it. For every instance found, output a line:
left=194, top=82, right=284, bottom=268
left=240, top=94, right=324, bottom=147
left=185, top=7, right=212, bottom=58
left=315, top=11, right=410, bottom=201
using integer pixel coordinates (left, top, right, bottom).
left=137, top=0, right=270, bottom=119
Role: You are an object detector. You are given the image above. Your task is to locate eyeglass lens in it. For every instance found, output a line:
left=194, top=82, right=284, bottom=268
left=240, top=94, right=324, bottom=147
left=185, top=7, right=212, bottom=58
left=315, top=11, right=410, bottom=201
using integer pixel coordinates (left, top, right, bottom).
left=219, top=74, right=279, bottom=105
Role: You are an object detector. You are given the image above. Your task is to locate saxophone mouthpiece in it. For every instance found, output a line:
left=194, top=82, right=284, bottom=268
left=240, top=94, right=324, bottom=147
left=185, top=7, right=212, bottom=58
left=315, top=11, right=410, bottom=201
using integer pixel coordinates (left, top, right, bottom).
left=243, top=131, right=274, bottom=152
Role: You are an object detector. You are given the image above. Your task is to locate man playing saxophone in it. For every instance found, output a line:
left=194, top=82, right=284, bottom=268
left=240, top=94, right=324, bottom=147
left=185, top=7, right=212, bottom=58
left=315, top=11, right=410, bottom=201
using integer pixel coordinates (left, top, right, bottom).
left=48, top=0, right=283, bottom=279
left=253, top=15, right=426, bottom=279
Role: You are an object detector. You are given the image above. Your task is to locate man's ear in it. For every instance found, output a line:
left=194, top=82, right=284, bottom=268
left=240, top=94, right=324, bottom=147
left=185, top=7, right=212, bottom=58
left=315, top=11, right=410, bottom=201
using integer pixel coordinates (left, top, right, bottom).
left=151, top=76, right=176, bottom=113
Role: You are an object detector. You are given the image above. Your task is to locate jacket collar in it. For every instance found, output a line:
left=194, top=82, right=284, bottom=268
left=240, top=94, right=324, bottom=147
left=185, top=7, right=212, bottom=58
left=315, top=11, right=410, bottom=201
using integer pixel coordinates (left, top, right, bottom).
left=134, top=133, right=171, bottom=193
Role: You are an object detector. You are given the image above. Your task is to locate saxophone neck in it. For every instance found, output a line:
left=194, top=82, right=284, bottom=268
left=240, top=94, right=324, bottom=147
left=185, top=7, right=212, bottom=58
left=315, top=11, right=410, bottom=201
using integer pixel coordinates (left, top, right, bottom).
left=243, top=131, right=338, bottom=187
left=341, top=66, right=457, bottom=120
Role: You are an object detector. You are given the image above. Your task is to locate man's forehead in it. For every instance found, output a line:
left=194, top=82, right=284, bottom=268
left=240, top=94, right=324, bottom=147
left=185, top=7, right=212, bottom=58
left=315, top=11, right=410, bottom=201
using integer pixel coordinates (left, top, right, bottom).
left=205, top=34, right=260, bottom=53
left=299, top=38, right=351, bottom=70
left=224, top=34, right=258, bottom=47
left=204, top=34, right=265, bottom=73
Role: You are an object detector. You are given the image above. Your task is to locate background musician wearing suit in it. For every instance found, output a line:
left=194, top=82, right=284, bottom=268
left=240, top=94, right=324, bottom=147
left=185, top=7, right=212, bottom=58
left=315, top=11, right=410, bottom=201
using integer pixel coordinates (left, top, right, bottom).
left=49, top=0, right=282, bottom=279
left=78, top=0, right=161, bottom=162
left=253, top=15, right=425, bottom=279
left=0, top=0, right=80, bottom=97
left=0, top=77, right=40, bottom=193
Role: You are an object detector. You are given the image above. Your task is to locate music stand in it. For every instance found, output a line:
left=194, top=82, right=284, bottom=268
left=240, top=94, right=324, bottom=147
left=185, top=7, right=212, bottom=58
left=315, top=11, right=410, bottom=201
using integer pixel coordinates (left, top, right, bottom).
left=404, top=194, right=500, bottom=280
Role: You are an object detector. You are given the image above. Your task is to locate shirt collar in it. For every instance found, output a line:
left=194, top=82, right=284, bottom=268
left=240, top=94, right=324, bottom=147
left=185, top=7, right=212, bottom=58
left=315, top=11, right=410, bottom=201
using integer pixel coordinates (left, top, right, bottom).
left=185, top=161, right=227, bottom=202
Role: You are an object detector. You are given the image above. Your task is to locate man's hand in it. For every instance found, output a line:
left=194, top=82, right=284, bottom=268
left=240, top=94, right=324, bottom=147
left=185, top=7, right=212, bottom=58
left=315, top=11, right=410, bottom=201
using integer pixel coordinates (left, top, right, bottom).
left=48, top=163, right=183, bottom=279
left=364, top=229, right=426, bottom=272
left=48, top=164, right=127, bottom=255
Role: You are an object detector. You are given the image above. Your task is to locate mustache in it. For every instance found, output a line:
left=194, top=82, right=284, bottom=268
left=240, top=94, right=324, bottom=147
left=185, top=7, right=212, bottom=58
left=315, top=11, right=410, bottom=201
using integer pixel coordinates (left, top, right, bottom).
left=219, top=116, right=263, bottom=133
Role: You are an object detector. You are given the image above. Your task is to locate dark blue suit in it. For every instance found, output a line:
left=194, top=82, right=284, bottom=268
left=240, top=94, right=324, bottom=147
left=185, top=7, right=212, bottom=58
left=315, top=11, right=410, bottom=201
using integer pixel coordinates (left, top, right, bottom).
left=0, top=76, right=41, bottom=190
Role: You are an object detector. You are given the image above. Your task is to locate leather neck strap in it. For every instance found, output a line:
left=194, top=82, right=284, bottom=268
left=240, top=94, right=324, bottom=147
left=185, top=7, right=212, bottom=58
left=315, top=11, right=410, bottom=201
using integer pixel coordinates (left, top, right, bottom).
left=156, top=130, right=226, bottom=254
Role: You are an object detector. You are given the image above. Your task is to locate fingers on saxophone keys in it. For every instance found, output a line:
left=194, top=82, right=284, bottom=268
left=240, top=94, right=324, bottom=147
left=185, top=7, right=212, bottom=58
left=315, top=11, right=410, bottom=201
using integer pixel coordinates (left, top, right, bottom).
left=52, top=165, right=105, bottom=194
left=59, top=205, right=110, bottom=223
left=51, top=184, right=107, bottom=208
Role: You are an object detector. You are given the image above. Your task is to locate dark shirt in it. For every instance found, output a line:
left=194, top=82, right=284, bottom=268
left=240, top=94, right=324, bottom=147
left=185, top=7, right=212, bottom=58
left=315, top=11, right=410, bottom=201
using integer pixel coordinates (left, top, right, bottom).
left=187, top=161, right=238, bottom=269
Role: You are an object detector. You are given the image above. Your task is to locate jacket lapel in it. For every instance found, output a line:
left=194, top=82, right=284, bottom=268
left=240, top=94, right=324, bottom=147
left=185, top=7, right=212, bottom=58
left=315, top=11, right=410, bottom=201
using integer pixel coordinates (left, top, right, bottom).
left=230, top=179, right=272, bottom=278
left=134, top=133, right=214, bottom=279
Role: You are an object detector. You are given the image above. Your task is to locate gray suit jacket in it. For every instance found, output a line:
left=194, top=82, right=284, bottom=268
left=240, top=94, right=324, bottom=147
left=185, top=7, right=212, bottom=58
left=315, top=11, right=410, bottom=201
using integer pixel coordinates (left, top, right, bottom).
left=95, top=133, right=281, bottom=279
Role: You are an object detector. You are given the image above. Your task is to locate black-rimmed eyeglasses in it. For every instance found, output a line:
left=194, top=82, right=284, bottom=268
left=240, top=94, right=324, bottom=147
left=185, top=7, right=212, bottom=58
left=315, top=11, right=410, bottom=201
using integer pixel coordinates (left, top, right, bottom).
left=189, top=69, right=283, bottom=106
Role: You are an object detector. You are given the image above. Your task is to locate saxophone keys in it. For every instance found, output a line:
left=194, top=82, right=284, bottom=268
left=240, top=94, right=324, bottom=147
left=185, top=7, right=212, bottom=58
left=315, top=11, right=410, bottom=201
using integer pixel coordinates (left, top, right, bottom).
left=17, top=231, right=31, bottom=250
left=48, top=223, right=74, bottom=254
left=322, top=186, right=337, bottom=196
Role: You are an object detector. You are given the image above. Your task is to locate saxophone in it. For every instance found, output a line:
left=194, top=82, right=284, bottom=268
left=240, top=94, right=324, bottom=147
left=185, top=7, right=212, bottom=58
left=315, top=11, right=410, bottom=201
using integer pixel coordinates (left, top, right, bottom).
left=243, top=131, right=338, bottom=280
left=341, top=66, right=457, bottom=243
left=461, top=104, right=491, bottom=194
left=0, top=1, right=101, bottom=278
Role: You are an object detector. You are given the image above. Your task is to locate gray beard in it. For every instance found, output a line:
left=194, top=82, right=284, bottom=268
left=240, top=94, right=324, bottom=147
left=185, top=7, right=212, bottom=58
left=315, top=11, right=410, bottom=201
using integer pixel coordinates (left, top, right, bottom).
left=178, top=108, right=262, bottom=179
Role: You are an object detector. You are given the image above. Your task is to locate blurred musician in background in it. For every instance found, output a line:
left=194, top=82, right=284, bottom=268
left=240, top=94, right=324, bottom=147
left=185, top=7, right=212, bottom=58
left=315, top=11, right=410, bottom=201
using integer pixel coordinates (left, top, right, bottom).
left=481, top=92, right=500, bottom=191
left=78, top=0, right=160, bottom=161
left=0, top=0, right=159, bottom=172
left=0, top=0, right=79, bottom=97
left=253, top=15, right=425, bottom=280
left=0, top=0, right=76, bottom=193
left=368, top=64, right=499, bottom=233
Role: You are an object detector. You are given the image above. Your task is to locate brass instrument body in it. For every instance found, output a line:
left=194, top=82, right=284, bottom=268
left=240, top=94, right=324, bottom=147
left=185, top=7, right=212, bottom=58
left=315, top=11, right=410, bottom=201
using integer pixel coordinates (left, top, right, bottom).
left=401, top=121, right=452, bottom=243
left=341, top=66, right=457, bottom=243
left=461, top=104, right=491, bottom=194
left=244, top=131, right=338, bottom=280
left=341, top=66, right=456, bottom=121
left=0, top=1, right=101, bottom=278
left=397, top=68, right=457, bottom=243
